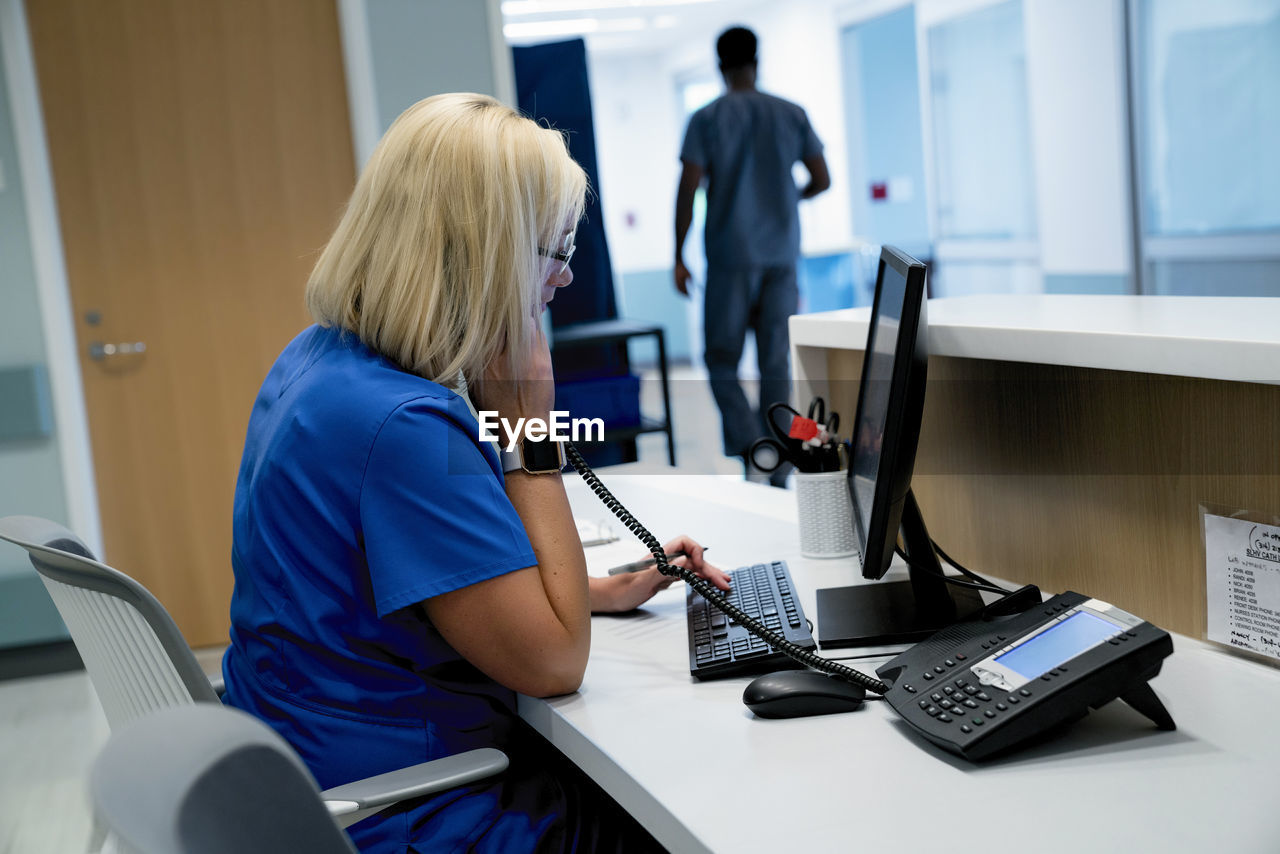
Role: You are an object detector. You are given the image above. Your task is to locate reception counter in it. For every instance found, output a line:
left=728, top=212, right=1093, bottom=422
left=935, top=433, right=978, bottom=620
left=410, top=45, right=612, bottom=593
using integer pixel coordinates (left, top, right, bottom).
left=789, top=294, right=1280, bottom=638
left=516, top=469, right=1280, bottom=853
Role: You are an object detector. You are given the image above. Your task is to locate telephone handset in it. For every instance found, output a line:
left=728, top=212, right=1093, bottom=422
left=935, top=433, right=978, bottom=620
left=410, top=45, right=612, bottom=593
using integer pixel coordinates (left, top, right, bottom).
left=566, top=444, right=1176, bottom=761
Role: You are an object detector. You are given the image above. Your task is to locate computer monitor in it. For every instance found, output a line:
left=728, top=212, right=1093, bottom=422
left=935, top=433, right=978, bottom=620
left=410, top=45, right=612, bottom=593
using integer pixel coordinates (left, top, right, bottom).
left=815, top=246, right=983, bottom=648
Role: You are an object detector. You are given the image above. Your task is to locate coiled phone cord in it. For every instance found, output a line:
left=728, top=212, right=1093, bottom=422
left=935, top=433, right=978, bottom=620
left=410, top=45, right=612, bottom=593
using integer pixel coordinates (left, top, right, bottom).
left=565, top=443, right=891, bottom=696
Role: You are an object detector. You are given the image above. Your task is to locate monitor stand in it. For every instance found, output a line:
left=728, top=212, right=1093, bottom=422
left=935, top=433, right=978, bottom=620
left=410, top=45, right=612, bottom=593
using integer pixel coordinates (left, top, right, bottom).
left=816, top=491, right=984, bottom=649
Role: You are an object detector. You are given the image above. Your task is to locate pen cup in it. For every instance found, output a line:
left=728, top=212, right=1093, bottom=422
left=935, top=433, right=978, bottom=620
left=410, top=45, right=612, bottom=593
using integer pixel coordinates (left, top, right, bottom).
left=794, top=470, right=859, bottom=559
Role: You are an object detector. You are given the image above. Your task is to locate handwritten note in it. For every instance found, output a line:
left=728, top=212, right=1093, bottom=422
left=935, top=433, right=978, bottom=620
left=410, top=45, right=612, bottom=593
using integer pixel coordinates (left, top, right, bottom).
left=1204, top=513, right=1280, bottom=662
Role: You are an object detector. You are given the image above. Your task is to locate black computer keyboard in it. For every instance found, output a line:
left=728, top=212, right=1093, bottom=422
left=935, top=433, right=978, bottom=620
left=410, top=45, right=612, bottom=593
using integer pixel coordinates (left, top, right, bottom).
left=687, top=560, right=816, bottom=680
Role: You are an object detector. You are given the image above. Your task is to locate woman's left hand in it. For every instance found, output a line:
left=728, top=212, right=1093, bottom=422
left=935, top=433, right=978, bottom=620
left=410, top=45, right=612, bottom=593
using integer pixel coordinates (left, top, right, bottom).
left=590, top=535, right=731, bottom=614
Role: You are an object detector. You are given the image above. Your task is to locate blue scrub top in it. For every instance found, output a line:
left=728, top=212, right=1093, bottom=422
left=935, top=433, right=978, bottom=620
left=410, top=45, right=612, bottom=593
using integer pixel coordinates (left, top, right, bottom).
left=680, top=89, right=823, bottom=270
left=221, top=325, right=559, bottom=852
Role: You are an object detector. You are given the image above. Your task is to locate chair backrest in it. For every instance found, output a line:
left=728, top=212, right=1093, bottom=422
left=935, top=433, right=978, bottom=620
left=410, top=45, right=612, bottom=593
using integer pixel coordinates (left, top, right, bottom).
left=0, top=515, right=219, bottom=728
left=91, top=703, right=357, bottom=854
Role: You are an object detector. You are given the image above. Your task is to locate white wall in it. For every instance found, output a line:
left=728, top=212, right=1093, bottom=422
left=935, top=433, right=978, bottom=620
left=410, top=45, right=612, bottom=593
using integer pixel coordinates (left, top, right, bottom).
left=587, top=50, right=685, bottom=274
left=341, top=0, right=514, bottom=168
left=758, top=0, right=855, bottom=256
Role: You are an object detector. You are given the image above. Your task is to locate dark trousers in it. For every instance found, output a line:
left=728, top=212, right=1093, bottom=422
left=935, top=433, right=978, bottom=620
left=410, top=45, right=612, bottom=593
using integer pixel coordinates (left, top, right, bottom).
left=389, top=718, right=667, bottom=853
left=703, top=264, right=798, bottom=459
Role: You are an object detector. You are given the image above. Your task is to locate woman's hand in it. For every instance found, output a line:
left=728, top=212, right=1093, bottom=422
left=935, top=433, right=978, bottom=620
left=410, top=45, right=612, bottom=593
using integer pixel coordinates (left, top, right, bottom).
left=472, top=312, right=554, bottom=428
left=590, top=536, right=731, bottom=614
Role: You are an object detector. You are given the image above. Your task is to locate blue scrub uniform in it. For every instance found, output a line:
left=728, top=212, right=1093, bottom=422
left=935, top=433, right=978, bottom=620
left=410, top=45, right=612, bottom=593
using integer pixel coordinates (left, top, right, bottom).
left=221, top=325, right=573, bottom=852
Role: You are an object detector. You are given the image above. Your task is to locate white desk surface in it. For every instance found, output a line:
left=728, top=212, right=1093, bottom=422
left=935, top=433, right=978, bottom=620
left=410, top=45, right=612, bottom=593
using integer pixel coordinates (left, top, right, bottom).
left=789, top=294, right=1280, bottom=384
left=518, top=465, right=1280, bottom=854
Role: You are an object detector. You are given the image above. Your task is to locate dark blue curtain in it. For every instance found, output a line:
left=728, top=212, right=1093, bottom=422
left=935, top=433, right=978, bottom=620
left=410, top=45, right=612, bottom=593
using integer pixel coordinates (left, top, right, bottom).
left=513, top=39, right=634, bottom=464
left=513, top=38, right=617, bottom=331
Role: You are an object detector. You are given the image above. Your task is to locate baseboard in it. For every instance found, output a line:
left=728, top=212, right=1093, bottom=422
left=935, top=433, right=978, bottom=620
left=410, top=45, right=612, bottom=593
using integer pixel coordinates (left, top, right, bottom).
left=0, top=639, right=83, bottom=681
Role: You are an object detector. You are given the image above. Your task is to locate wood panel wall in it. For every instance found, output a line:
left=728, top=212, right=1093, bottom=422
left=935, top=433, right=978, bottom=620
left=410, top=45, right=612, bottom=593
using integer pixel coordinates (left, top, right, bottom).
left=824, top=350, right=1280, bottom=638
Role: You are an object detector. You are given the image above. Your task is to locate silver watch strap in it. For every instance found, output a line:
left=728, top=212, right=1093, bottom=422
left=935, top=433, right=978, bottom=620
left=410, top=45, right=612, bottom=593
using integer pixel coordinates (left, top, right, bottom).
left=499, top=447, right=522, bottom=473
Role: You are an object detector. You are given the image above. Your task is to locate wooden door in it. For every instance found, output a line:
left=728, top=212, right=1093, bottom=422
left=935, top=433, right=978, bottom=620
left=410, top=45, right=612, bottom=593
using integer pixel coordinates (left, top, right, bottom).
left=28, top=0, right=355, bottom=645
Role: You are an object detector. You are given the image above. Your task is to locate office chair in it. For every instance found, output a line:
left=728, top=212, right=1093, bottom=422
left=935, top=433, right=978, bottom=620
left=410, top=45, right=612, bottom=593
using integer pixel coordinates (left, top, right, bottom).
left=91, top=703, right=359, bottom=854
left=0, top=515, right=509, bottom=832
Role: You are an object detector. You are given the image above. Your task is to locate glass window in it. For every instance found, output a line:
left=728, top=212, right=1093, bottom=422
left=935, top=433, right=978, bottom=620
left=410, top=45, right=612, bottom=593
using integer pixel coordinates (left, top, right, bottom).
left=840, top=6, right=931, bottom=260
left=931, top=260, right=1041, bottom=298
left=927, top=0, right=1037, bottom=241
left=0, top=57, right=73, bottom=651
left=1136, top=0, right=1280, bottom=236
left=1150, top=259, right=1280, bottom=296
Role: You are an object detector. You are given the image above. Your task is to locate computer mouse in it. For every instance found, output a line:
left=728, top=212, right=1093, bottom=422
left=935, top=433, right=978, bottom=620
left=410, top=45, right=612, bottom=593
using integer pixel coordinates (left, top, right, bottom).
left=742, top=669, right=866, bottom=719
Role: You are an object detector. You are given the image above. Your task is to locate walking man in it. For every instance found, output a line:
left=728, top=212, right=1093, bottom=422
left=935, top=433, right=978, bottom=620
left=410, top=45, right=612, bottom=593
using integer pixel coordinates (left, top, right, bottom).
left=674, top=26, right=830, bottom=484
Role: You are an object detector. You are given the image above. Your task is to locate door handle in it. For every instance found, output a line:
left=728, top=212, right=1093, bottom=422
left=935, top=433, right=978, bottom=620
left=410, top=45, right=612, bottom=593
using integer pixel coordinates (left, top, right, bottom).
left=88, top=341, right=147, bottom=360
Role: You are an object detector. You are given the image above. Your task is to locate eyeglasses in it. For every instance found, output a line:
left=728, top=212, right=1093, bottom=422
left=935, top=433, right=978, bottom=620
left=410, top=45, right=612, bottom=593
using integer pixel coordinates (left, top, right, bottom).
left=538, top=232, right=576, bottom=278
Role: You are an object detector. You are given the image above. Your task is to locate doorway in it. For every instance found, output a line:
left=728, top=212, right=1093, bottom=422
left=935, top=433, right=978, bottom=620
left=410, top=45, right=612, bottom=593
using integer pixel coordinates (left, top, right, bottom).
left=26, top=0, right=356, bottom=645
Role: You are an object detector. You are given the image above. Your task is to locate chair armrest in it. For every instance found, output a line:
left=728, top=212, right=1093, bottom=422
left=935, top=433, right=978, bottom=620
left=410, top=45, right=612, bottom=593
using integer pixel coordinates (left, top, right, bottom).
left=320, top=748, right=508, bottom=823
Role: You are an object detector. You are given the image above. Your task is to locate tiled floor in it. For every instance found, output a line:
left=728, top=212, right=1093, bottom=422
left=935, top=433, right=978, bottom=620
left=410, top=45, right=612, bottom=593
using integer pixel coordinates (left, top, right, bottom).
left=634, top=363, right=749, bottom=476
left=0, top=669, right=106, bottom=854
left=0, top=646, right=233, bottom=854
left=0, top=363, right=770, bottom=853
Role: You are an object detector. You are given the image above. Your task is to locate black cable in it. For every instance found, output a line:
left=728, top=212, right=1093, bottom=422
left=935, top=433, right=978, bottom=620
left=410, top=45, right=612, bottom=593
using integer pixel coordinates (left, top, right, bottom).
left=930, top=539, right=1005, bottom=590
left=893, top=544, right=1008, bottom=595
left=566, top=443, right=890, bottom=697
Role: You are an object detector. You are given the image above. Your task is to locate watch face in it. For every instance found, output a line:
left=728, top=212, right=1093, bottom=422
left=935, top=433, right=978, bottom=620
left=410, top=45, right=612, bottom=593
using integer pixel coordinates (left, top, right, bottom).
left=522, top=439, right=564, bottom=472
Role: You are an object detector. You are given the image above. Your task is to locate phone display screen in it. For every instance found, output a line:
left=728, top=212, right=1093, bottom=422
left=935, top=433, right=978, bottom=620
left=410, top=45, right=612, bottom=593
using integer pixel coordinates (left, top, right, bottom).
left=994, top=611, right=1119, bottom=679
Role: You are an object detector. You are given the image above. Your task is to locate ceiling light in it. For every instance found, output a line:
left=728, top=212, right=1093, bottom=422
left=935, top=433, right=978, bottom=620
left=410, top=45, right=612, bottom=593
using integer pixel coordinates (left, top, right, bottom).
left=503, top=0, right=716, bottom=16
left=504, top=18, right=601, bottom=39
left=504, top=16, right=648, bottom=39
left=596, top=16, right=647, bottom=32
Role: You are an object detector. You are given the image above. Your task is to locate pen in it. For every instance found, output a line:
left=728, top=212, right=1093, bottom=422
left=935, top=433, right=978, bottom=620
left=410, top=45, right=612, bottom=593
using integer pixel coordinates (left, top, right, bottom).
left=606, top=548, right=709, bottom=575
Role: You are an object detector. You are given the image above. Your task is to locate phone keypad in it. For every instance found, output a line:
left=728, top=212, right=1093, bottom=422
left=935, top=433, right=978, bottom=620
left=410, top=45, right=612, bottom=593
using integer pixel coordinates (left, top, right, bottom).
left=902, top=671, right=1036, bottom=734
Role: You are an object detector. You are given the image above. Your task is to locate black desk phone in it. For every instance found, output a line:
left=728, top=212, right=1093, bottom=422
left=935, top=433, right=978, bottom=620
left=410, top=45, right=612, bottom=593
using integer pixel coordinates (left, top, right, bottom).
left=876, top=591, right=1175, bottom=760
left=566, top=447, right=1176, bottom=762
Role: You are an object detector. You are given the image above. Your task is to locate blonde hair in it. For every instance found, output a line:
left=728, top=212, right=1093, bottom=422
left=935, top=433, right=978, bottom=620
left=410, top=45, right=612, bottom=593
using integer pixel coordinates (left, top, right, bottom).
left=306, top=93, right=587, bottom=385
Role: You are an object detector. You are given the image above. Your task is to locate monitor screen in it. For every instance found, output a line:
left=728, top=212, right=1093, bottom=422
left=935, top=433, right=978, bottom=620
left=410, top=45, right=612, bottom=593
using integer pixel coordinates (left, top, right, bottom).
left=849, top=261, right=903, bottom=552
left=845, top=247, right=928, bottom=581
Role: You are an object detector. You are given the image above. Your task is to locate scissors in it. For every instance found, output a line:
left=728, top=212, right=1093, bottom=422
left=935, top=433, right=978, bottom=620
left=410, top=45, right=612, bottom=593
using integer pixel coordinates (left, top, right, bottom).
left=808, top=396, right=826, bottom=428
left=749, top=398, right=845, bottom=473
left=747, top=402, right=809, bottom=473
left=805, top=398, right=845, bottom=471
left=808, top=397, right=840, bottom=444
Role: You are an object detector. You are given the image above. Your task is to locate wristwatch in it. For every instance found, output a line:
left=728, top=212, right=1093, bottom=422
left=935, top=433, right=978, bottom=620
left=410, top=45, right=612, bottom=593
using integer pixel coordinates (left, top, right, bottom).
left=500, top=438, right=566, bottom=475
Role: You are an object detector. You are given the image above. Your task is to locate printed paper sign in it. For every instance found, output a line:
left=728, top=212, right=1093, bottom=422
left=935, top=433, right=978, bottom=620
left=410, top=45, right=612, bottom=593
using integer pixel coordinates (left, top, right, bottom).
left=1204, top=512, right=1280, bottom=661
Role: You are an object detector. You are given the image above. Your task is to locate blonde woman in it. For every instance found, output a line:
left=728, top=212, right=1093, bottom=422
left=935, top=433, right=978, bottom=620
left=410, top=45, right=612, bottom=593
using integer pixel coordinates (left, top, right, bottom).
left=221, top=93, right=728, bottom=853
